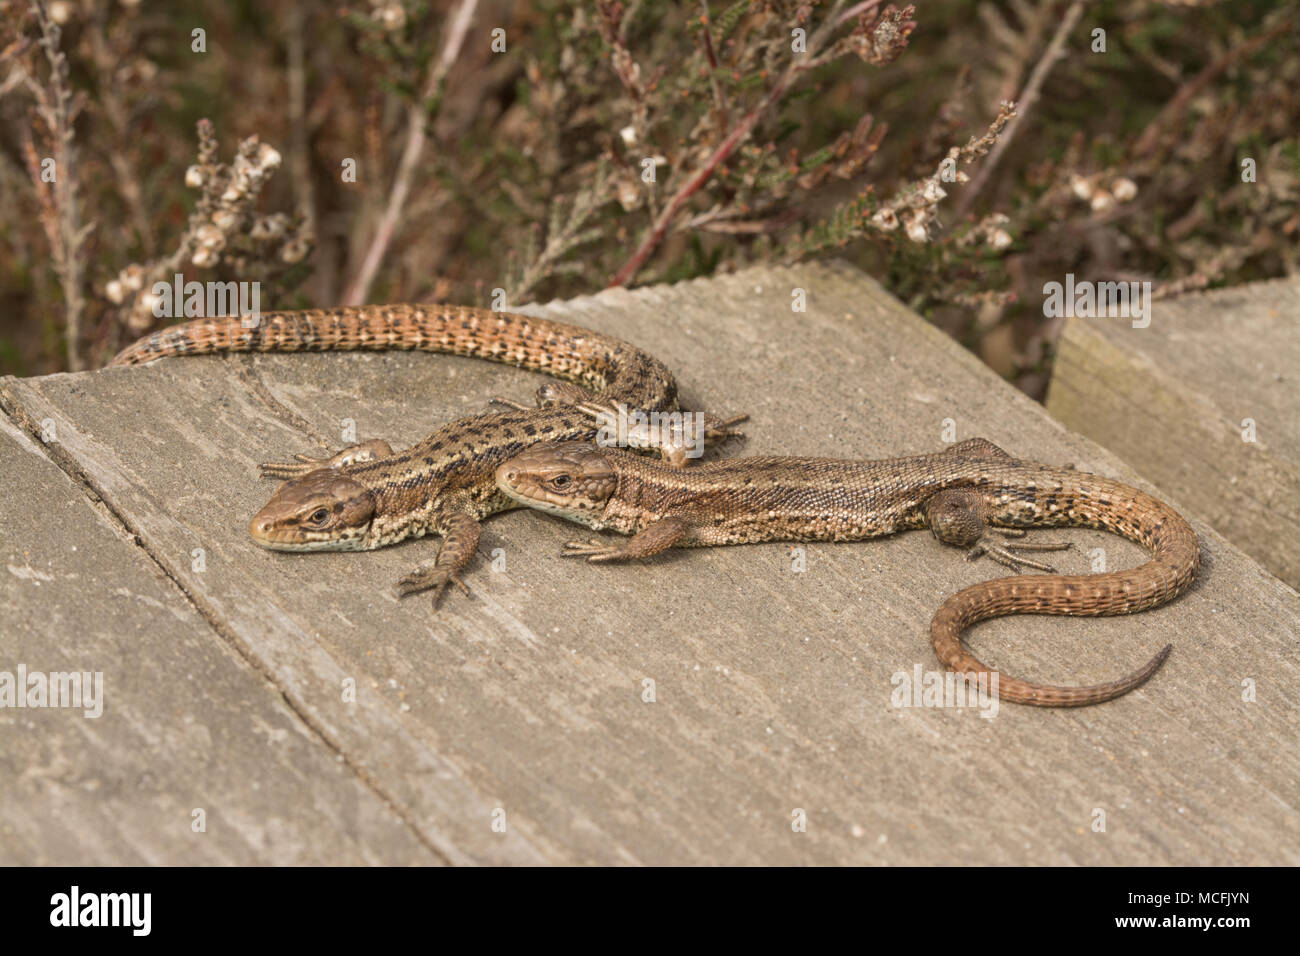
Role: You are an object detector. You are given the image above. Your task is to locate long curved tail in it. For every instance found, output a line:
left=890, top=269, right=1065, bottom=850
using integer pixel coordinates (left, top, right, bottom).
left=107, top=305, right=678, bottom=411
left=930, top=470, right=1200, bottom=706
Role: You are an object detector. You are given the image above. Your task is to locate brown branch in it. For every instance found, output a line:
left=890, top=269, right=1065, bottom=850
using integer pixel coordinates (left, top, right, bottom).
left=24, top=0, right=89, bottom=370
left=605, top=0, right=909, bottom=286
left=952, top=0, right=1084, bottom=223
left=342, top=0, right=479, bottom=305
left=607, top=72, right=795, bottom=288
left=698, top=2, right=727, bottom=117
left=830, top=0, right=884, bottom=31
left=1132, top=11, right=1294, bottom=158
left=608, top=7, right=859, bottom=288
left=86, top=11, right=154, bottom=256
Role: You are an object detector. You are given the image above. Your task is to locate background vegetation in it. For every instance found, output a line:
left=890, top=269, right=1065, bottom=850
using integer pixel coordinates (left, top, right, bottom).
left=1, top=0, right=1295, bottom=397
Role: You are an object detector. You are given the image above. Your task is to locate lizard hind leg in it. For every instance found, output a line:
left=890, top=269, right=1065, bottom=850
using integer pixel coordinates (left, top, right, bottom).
left=259, top=439, right=395, bottom=479
left=925, top=488, right=1072, bottom=574
left=561, top=516, right=690, bottom=562
left=575, top=400, right=748, bottom=467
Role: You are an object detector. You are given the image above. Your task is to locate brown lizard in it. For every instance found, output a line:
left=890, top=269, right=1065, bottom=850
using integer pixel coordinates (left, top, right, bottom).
left=494, top=438, right=1201, bottom=706
left=109, top=305, right=740, bottom=604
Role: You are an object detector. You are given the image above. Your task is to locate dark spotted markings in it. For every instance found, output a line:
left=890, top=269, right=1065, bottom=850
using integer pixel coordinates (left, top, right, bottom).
left=496, top=438, right=1199, bottom=708
left=108, top=303, right=686, bottom=606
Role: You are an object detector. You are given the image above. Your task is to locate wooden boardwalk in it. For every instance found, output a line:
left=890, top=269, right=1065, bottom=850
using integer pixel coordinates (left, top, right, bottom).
left=1048, top=276, right=1300, bottom=589
left=2, top=262, right=1296, bottom=864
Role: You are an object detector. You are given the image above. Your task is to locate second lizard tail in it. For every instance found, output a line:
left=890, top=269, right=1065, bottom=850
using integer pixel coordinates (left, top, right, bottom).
left=928, top=470, right=1199, bottom=706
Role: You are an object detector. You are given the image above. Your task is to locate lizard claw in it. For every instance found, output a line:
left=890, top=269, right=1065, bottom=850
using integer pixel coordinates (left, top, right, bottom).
left=395, top=567, right=471, bottom=608
left=488, top=395, right=532, bottom=412
left=259, top=453, right=332, bottom=480
left=259, top=440, right=396, bottom=480
left=561, top=538, right=624, bottom=562
left=701, top=412, right=748, bottom=441
left=967, top=539, right=1070, bottom=574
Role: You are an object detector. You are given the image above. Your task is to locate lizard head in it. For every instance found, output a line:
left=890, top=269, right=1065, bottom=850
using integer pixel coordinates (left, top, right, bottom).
left=495, top=441, right=618, bottom=524
left=249, top=470, right=377, bottom=551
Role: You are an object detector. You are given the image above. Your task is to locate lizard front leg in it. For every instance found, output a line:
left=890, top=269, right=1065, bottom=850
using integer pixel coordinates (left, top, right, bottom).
left=395, top=511, right=482, bottom=608
left=259, top=439, right=395, bottom=479
left=562, top=517, right=690, bottom=562
left=925, top=488, right=1071, bottom=573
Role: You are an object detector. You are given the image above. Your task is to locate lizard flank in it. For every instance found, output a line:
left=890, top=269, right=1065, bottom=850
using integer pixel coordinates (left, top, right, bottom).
left=495, top=437, right=1200, bottom=706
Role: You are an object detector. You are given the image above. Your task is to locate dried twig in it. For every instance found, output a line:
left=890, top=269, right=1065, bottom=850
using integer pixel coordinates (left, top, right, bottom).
left=698, top=1, right=727, bottom=117
left=86, top=8, right=154, bottom=256
left=1132, top=11, right=1294, bottom=158
left=607, top=6, right=859, bottom=288
left=952, top=0, right=1084, bottom=222
left=286, top=6, right=317, bottom=248
left=20, top=0, right=91, bottom=370
left=342, top=0, right=479, bottom=305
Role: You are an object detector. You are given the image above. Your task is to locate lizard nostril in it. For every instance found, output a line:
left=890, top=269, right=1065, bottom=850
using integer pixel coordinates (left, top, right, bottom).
left=505, top=471, right=516, bottom=483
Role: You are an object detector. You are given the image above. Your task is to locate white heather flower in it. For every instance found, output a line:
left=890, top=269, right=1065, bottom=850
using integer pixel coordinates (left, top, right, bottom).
left=195, top=223, right=225, bottom=247
left=872, top=208, right=899, bottom=231
left=221, top=184, right=244, bottom=203
left=1112, top=177, right=1138, bottom=202
left=105, top=279, right=125, bottom=304
left=250, top=216, right=281, bottom=240
left=192, top=246, right=217, bottom=267
left=256, top=144, right=282, bottom=172
left=48, top=1, right=73, bottom=24
left=922, top=179, right=947, bottom=203
left=1090, top=190, right=1115, bottom=212
left=620, top=126, right=637, bottom=147
left=211, top=209, right=239, bottom=231
left=616, top=179, right=639, bottom=211
left=1070, top=174, right=1093, bottom=201
left=376, top=3, right=406, bottom=31
left=905, top=214, right=929, bottom=243
left=129, top=296, right=158, bottom=333
left=281, top=237, right=310, bottom=264
left=185, top=165, right=205, bottom=188
left=990, top=229, right=1012, bottom=250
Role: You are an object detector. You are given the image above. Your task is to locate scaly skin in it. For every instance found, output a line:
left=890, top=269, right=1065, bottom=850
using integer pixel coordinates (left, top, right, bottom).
left=494, top=437, right=1200, bottom=706
left=109, top=305, right=719, bottom=605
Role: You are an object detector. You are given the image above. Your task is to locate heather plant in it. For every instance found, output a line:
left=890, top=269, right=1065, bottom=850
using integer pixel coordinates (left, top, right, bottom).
left=0, top=0, right=1294, bottom=398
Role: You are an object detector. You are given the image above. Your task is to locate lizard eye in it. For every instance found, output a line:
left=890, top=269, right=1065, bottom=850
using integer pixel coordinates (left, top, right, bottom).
left=309, top=508, right=330, bottom=524
left=551, top=475, right=572, bottom=489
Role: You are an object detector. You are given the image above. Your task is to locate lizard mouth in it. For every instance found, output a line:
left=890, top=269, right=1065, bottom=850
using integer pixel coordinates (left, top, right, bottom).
left=248, top=471, right=377, bottom=551
left=248, top=519, right=371, bottom=551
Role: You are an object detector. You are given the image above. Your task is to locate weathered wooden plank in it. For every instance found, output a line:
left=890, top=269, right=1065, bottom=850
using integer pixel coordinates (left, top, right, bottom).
left=1047, top=277, right=1300, bottom=588
left=0, top=416, right=439, bottom=865
left=2, top=261, right=1295, bottom=864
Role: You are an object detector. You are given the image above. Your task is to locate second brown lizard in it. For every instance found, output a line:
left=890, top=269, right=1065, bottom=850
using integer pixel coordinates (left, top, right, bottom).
left=109, top=305, right=739, bottom=605
left=495, top=438, right=1200, bottom=706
